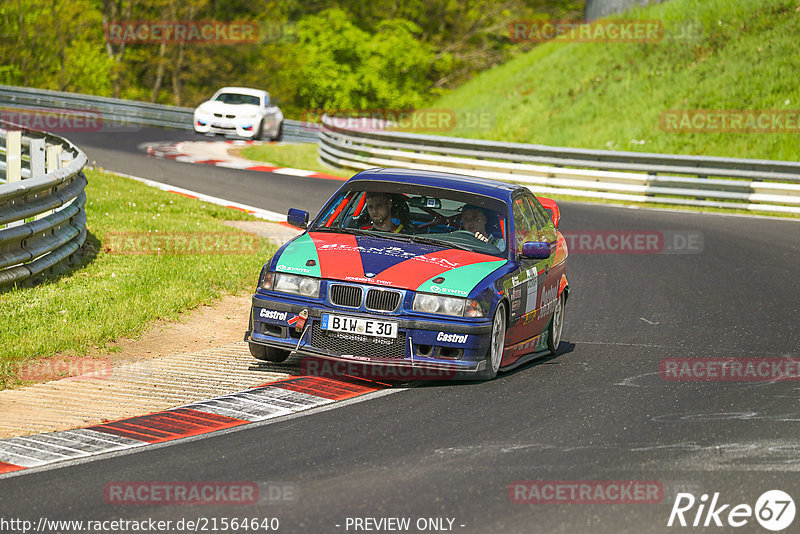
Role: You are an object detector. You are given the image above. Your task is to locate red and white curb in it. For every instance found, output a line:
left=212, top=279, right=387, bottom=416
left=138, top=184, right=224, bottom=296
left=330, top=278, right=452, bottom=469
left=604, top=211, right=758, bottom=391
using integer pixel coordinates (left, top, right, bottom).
left=0, top=376, right=382, bottom=477
left=145, top=140, right=345, bottom=181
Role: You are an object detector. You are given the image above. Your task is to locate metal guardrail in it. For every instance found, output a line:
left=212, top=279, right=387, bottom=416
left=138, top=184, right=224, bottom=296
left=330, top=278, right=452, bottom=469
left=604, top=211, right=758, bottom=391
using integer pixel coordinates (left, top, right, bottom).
left=0, top=84, right=320, bottom=144
left=318, top=116, right=800, bottom=214
left=0, top=123, right=87, bottom=287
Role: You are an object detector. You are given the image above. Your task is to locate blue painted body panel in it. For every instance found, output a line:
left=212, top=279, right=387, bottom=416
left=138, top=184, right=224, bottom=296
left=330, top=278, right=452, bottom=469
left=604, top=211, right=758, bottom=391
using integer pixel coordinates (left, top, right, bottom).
left=247, top=168, right=569, bottom=379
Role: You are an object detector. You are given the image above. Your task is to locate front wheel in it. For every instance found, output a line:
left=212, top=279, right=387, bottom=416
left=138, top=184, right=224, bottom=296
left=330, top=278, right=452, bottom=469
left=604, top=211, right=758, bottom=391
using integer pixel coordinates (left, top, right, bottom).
left=547, top=292, right=566, bottom=355
left=271, top=121, right=283, bottom=142
left=477, top=302, right=506, bottom=380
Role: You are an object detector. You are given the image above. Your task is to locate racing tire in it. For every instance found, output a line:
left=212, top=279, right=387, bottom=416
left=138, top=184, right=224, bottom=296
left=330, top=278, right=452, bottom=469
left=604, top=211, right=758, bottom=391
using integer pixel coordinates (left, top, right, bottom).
left=249, top=342, right=290, bottom=363
left=547, top=292, right=566, bottom=355
left=477, top=302, right=506, bottom=380
left=271, top=121, right=283, bottom=142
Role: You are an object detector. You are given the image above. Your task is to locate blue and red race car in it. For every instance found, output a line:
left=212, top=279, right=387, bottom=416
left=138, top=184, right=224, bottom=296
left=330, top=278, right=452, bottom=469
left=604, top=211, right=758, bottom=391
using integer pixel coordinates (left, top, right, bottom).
left=245, top=168, right=569, bottom=380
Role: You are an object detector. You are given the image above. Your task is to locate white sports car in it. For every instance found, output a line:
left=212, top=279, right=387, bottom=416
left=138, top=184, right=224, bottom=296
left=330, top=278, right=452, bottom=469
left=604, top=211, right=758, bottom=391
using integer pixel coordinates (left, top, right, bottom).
left=193, top=87, right=284, bottom=140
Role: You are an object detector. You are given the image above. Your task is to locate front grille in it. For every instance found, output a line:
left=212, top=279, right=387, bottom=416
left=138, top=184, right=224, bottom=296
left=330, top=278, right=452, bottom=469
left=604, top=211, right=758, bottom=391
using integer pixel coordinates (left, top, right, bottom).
left=311, top=323, right=406, bottom=359
left=329, top=284, right=362, bottom=308
left=365, top=289, right=401, bottom=312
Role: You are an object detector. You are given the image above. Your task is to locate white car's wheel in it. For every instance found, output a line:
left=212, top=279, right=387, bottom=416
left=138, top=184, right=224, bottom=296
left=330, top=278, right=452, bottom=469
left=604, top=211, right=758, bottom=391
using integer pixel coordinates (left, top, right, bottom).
left=271, top=121, right=283, bottom=142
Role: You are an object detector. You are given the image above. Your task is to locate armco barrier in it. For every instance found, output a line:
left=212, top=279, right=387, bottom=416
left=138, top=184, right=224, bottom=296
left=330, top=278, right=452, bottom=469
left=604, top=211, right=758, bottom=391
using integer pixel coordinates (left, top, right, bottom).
left=0, top=84, right=320, bottom=144
left=0, top=123, right=87, bottom=287
left=318, top=115, right=800, bottom=214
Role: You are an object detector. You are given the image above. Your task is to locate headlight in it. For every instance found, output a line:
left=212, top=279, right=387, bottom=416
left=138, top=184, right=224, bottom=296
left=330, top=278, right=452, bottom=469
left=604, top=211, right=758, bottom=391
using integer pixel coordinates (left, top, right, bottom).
left=265, top=273, right=320, bottom=298
left=412, top=293, right=486, bottom=317
left=415, top=294, right=462, bottom=315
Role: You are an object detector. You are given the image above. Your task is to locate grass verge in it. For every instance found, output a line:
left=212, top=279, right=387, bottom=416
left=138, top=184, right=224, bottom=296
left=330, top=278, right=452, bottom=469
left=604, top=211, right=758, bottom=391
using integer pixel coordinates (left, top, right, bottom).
left=429, top=0, right=800, bottom=161
left=238, top=142, right=355, bottom=178
left=0, top=169, right=275, bottom=389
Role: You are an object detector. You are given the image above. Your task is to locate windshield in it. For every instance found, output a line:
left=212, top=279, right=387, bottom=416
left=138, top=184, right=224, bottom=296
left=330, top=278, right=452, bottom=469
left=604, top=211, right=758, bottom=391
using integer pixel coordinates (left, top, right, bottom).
left=214, top=92, right=261, bottom=106
left=313, top=186, right=509, bottom=257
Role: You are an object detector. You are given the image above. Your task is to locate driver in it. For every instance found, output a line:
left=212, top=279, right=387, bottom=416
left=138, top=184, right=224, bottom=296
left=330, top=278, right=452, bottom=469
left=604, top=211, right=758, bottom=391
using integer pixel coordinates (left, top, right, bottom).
left=461, top=205, right=505, bottom=249
left=361, top=192, right=407, bottom=233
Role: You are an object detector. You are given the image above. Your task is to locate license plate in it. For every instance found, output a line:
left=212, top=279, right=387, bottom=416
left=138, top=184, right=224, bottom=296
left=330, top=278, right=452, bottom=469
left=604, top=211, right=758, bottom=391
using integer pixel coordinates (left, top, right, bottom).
left=321, top=314, right=398, bottom=338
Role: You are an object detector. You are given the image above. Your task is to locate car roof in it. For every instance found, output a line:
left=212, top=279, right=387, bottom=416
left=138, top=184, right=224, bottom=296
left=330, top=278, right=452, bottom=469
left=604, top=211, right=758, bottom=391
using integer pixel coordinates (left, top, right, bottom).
left=346, top=168, right=522, bottom=200
left=213, top=87, right=267, bottom=97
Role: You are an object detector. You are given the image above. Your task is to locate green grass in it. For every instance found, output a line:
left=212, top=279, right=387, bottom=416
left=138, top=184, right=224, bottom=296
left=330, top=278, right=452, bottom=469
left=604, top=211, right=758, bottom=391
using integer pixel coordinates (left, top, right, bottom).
left=0, top=169, right=276, bottom=389
left=238, top=143, right=355, bottom=179
left=428, top=0, right=800, bottom=161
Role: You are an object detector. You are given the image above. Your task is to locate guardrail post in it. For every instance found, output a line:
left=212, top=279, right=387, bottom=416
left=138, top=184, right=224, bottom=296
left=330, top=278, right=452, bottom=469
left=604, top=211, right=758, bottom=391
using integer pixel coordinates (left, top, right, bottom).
left=58, top=151, right=72, bottom=169
left=3, top=130, right=24, bottom=229
left=35, top=144, right=64, bottom=219
left=6, top=130, right=22, bottom=182
left=29, top=138, right=45, bottom=178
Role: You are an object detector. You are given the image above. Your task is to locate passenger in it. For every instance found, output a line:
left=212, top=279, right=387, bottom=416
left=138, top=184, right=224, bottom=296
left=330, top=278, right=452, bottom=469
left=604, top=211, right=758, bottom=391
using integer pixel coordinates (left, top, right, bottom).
left=460, top=204, right=505, bottom=249
left=361, top=192, right=408, bottom=233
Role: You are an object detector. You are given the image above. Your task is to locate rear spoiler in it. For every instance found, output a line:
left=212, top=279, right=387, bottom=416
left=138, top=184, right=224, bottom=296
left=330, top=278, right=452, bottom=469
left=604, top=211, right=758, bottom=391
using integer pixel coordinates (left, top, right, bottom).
left=538, top=197, right=560, bottom=229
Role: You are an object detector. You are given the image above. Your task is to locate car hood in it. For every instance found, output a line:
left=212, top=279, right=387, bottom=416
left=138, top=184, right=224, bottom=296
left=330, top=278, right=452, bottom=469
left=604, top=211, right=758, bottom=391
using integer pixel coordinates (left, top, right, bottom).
left=199, top=101, right=261, bottom=114
left=273, top=231, right=506, bottom=297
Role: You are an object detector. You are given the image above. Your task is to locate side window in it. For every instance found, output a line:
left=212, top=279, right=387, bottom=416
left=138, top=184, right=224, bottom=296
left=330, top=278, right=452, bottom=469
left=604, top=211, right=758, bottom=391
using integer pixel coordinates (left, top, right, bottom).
left=526, top=195, right=557, bottom=243
left=512, top=196, right=537, bottom=252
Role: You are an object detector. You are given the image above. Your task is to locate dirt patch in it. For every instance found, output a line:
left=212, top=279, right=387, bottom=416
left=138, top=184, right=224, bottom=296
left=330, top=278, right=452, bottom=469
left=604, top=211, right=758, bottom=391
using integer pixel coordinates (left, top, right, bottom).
left=98, top=293, right=253, bottom=364
left=0, top=221, right=305, bottom=436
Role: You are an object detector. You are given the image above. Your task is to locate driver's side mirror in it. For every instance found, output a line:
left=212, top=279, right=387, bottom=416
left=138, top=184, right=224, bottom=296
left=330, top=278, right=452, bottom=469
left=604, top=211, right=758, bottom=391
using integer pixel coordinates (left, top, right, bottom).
left=521, top=241, right=550, bottom=259
left=287, top=208, right=309, bottom=229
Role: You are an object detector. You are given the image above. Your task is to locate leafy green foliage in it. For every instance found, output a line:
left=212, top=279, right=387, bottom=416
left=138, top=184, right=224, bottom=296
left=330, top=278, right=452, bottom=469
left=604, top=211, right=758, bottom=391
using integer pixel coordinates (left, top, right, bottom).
left=293, top=9, right=441, bottom=109
left=0, top=0, right=114, bottom=93
left=0, top=0, right=581, bottom=114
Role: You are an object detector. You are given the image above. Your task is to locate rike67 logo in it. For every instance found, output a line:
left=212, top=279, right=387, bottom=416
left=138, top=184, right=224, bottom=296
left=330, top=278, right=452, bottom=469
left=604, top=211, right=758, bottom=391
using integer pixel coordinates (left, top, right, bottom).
left=668, top=490, right=795, bottom=531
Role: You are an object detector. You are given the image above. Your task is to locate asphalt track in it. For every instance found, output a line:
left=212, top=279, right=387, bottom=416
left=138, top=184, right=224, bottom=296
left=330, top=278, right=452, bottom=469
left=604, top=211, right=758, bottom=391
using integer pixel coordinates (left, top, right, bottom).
left=2, top=127, right=800, bottom=533
left=66, top=127, right=341, bottom=213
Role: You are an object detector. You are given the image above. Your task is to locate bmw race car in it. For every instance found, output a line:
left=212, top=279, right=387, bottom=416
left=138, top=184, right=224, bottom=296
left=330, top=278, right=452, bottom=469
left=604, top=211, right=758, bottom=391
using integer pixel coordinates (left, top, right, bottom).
left=245, top=168, right=569, bottom=380
left=193, top=87, right=283, bottom=140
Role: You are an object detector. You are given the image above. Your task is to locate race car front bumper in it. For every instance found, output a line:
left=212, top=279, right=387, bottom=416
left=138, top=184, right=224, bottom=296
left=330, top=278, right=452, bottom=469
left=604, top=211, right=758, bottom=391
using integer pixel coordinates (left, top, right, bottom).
left=244, top=295, right=493, bottom=379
